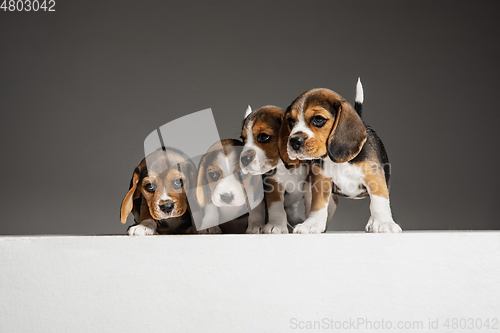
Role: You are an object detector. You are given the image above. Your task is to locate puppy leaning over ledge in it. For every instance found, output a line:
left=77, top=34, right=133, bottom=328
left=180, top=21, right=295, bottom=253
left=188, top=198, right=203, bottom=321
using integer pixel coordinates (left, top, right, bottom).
left=120, top=148, right=198, bottom=235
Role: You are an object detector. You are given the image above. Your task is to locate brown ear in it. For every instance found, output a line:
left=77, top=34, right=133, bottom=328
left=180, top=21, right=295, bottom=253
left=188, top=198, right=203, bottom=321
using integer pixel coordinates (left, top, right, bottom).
left=185, top=162, right=197, bottom=195
left=182, top=160, right=198, bottom=204
left=195, top=154, right=210, bottom=207
left=327, top=100, right=367, bottom=163
left=120, top=164, right=144, bottom=224
left=278, top=116, right=302, bottom=166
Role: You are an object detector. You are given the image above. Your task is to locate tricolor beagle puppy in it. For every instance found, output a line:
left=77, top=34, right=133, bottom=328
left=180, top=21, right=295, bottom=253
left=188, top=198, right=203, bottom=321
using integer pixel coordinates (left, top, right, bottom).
left=240, top=106, right=336, bottom=234
left=196, top=139, right=265, bottom=234
left=120, top=148, right=197, bottom=235
left=280, top=79, right=402, bottom=233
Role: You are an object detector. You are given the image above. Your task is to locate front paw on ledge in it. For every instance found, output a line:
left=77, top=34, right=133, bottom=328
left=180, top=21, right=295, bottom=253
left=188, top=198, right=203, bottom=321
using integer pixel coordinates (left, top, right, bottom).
left=197, top=226, right=222, bottom=234
left=246, top=226, right=262, bottom=234
left=127, top=224, right=157, bottom=236
left=293, top=221, right=326, bottom=234
left=262, top=222, right=289, bottom=234
left=365, top=218, right=402, bottom=233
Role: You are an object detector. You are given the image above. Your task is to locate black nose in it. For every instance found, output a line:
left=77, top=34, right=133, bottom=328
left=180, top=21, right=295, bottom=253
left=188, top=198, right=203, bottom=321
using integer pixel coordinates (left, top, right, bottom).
left=220, top=193, right=234, bottom=204
left=290, top=136, right=304, bottom=151
left=241, top=154, right=254, bottom=167
left=159, top=202, right=175, bottom=213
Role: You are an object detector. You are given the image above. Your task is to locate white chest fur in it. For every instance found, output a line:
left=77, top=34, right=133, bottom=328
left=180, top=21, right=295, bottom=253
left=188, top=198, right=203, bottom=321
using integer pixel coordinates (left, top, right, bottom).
left=322, top=159, right=366, bottom=198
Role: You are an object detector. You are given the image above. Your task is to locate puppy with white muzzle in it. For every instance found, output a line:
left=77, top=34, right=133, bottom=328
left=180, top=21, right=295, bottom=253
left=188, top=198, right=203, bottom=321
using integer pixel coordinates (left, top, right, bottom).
left=280, top=79, right=402, bottom=233
left=196, top=139, right=265, bottom=234
left=240, top=105, right=336, bottom=234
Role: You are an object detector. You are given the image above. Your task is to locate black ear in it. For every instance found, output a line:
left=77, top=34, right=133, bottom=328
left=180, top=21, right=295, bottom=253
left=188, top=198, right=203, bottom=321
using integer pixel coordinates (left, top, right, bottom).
left=120, top=160, right=146, bottom=224
left=327, top=100, right=367, bottom=163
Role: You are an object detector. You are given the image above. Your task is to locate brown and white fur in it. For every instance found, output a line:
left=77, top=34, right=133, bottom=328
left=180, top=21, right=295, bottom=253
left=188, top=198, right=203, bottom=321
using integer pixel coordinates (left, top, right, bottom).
left=280, top=79, right=402, bottom=233
left=240, top=106, right=336, bottom=234
left=196, top=139, right=265, bottom=234
left=120, top=148, right=197, bottom=235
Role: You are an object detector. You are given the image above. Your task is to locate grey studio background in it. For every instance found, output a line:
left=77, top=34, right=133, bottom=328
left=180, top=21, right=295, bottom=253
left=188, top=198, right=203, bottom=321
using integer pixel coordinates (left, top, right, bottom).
left=1, top=0, right=499, bottom=235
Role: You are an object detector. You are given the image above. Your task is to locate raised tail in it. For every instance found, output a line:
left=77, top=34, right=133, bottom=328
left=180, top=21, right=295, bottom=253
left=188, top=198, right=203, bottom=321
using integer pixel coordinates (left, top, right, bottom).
left=354, top=77, right=363, bottom=118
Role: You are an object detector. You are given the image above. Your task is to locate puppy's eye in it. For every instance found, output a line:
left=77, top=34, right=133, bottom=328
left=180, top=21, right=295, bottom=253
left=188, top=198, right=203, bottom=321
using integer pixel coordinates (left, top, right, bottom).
left=311, top=116, right=327, bottom=127
left=257, top=133, right=271, bottom=143
left=208, top=171, right=220, bottom=181
left=287, top=118, right=295, bottom=129
left=240, top=136, right=246, bottom=144
left=172, top=178, right=183, bottom=189
left=144, top=183, right=156, bottom=193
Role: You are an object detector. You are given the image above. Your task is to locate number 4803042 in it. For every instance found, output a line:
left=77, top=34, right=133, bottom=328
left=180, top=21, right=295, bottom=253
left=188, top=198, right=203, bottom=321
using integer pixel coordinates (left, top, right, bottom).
left=1, top=0, right=56, bottom=11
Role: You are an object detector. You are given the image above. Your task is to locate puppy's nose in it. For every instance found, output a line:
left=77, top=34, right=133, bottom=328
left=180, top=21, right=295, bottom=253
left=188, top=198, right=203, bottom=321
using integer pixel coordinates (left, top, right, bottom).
left=159, top=202, right=175, bottom=213
left=220, top=193, right=234, bottom=204
left=240, top=150, right=256, bottom=167
left=290, top=136, right=305, bottom=151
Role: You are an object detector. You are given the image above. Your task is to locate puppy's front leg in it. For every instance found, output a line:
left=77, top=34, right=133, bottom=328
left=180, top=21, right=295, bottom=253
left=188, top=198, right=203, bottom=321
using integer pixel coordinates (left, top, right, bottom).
left=294, top=164, right=332, bottom=234
left=363, top=166, right=402, bottom=233
left=127, top=219, right=157, bottom=236
left=198, top=202, right=222, bottom=234
left=262, top=177, right=288, bottom=234
left=127, top=202, right=158, bottom=236
left=246, top=198, right=266, bottom=234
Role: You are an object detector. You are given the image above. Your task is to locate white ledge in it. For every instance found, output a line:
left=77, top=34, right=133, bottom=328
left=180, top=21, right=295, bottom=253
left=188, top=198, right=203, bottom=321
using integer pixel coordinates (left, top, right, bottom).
left=1, top=232, right=499, bottom=332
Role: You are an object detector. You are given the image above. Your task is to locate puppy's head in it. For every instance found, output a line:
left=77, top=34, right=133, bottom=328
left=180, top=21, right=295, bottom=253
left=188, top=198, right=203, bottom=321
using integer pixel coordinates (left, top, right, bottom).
left=120, top=148, right=196, bottom=223
left=239, top=105, right=285, bottom=174
left=283, top=88, right=367, bottom=163
left=196, top=139, right=249, bottom=208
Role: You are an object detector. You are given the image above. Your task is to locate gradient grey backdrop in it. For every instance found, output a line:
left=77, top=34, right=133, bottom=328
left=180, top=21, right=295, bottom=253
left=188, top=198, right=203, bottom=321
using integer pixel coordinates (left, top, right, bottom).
left=1, top=0, right=499, bottom=235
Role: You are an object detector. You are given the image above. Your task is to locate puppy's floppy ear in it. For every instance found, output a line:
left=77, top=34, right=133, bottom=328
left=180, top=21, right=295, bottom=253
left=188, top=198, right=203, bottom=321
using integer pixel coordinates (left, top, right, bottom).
left=327, top=100, right=367, bottom=163
left=120, top=161, right=145, bottom=224
left=184, top=162, right=197, bottom=195
left=182, top=160, right=197, bottom=202
left=278, top=114, right=301, bottom=166
left=195, top=154, right=210, bottom=207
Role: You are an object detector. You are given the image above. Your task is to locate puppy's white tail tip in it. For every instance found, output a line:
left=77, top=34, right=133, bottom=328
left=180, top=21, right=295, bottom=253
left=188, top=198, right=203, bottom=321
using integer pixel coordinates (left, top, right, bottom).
left=355, top=77, right=364, bottom=104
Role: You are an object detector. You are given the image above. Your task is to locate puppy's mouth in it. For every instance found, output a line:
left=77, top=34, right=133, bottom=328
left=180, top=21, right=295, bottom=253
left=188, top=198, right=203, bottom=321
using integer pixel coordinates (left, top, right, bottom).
left=213, top=201, right=243, bottom=207
left=241, top=159, right=275, bottom=175
left=212, top=194, right=246, bottom=207
left=287, top=142, right=319, bottom=161
left=151, top=203, right=184, bottom=220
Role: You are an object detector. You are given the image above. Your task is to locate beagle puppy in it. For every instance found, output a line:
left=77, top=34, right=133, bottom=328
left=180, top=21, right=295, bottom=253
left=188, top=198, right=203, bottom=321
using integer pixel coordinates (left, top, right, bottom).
left=196, top=139, right=265, bottom=234
left=240, top=105, right=336, bottom=234
left=280, top=79, right=402, bottom=233
left=120, top=148, right=197, bottom=235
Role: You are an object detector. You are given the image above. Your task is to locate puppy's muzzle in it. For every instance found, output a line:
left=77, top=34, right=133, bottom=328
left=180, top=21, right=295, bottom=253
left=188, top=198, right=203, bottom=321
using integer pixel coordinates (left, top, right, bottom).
left=220, top=193, right=234, bottom=204
left=290, top=132, right=307, bottom=151
left=240, top=150, right=256, bottom=167
left=159, top=201, right=175, bottom=214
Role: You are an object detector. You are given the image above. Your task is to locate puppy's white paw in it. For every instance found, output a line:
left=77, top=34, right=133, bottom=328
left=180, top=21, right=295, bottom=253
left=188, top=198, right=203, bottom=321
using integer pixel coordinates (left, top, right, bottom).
left=246, top=226, right=262, bottom=234
left=365, top=218, right=402, bottom=233
left=127, top=224, right=156, bottom=236
left=197, top=226, right=222, bottom=234
left=262, top=223, right=289, bottom=234
left=293, top=219, right=326, bottom=234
